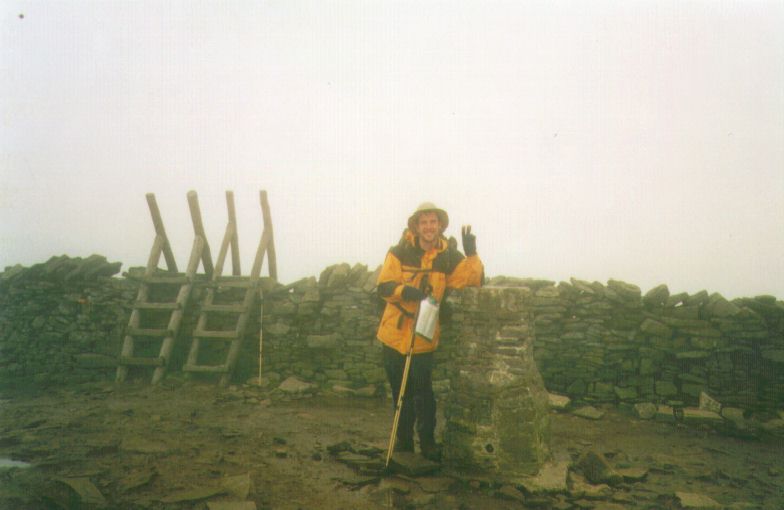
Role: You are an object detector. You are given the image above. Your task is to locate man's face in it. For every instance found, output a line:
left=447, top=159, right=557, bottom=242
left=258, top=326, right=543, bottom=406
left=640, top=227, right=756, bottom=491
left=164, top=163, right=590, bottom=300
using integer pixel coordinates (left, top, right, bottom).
left=416, top=211, right=441, bottom=244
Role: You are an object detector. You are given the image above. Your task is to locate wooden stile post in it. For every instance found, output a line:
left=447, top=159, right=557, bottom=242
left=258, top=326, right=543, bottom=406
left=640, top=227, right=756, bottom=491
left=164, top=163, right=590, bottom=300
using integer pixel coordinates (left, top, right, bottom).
left=227, top=191, right=242, bottom=276
left=187, top=190, right=214, bottom=277
left=146, top=193, right=178, bottom=273
left=259, top=190, right=277, bottom=281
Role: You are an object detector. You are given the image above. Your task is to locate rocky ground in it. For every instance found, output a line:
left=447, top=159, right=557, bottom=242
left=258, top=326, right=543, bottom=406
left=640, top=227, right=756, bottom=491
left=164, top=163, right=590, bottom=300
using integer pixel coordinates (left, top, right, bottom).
left=0, top=378, right=783, bottom=510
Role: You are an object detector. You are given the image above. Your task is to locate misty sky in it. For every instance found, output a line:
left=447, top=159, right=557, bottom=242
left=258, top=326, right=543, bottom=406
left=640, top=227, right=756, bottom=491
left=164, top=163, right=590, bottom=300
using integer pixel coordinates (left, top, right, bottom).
left=1, top=1, right=782, bottom=299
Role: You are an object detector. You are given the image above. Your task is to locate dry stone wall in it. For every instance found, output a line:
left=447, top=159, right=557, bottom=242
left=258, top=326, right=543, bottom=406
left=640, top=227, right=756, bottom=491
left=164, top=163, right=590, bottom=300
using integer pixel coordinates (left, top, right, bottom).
left=1, top=256, right=783, bottom=414
left=517, top=276, right=784, bottom=410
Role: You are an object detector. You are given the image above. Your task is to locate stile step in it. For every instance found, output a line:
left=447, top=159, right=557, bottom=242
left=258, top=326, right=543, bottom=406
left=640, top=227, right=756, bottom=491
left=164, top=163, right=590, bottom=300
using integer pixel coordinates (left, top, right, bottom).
left=118, top=356, right=165, bottom=367
left=204, top=279, right=258, bottom=289
left=192, top=329, right=238, bottom=340
left=140, top=275, right=192, bottom=285
left=127, top=327, right=174, bottom=338
left=183, top=363, right=229, bottom=373
left=134, top=302, right=181, bottom=311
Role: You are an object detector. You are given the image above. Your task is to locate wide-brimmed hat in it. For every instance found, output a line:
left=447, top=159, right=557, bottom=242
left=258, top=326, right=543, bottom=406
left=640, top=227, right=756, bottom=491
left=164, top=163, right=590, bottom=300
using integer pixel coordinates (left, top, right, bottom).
left=408, top=202, right=449, bottom=233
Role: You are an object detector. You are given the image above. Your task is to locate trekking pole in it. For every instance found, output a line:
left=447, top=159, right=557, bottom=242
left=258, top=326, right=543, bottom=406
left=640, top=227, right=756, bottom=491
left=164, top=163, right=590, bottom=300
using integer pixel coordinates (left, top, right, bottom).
left=385, top=304, right=421, bottom=468
left=385, top=276, right=430, bottom=468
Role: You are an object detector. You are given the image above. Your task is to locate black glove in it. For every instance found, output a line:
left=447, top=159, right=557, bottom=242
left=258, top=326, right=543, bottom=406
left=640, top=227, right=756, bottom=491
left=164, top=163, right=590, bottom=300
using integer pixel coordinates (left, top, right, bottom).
left=461, top=225, right=477, bottom=256
left=401, top=285, right=426, bottom=302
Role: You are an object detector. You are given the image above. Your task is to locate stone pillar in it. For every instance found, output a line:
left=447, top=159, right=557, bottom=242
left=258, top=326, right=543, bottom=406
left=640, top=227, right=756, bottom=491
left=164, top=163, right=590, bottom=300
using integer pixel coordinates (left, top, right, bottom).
left=443, top=286, right=551, bottom=478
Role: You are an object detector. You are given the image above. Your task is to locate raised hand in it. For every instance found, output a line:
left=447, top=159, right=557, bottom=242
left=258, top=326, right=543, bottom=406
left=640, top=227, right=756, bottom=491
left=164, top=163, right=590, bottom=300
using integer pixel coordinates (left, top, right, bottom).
left=461, top=225, right=477, bottom=256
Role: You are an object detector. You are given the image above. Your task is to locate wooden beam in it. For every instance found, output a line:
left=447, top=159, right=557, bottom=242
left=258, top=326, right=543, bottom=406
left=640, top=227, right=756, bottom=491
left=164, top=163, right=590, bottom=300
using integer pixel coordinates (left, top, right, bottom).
left=187, top=190, right=214, bottom=277
left=213, top=223, right=234, bottom=279
left=226, top=191, right=241, bottom=276
left=145, top=193, right=178, bottom=273
left=249, top=230, right=270, bottom=280
left=259, top=190, right=277, bottom=280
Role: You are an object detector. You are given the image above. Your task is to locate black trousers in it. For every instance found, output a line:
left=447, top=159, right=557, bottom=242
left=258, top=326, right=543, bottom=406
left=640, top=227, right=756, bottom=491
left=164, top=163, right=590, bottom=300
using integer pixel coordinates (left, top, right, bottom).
left=382, top=345, right=436, bottom=450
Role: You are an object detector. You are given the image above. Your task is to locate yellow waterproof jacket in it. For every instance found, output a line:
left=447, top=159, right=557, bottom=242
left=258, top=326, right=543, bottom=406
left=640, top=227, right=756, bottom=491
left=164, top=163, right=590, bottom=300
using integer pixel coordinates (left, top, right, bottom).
left=376, top=230, right=484, bottom=354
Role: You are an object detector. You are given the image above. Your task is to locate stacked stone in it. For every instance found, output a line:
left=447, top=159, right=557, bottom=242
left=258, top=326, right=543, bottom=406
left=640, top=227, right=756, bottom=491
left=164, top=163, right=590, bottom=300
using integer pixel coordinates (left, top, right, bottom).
left=536, top=278, right=643, bottom=403
left=527, top=282, right=568, bottom=394
left=709, top=295, right=784, bottom=409
left=0, top=255, right=129, bottom=388
left=252, top=263, right=385, bottom=392
left=443, top=286, right=551, bottom=479
left=2, top=254, right=782, bottom=414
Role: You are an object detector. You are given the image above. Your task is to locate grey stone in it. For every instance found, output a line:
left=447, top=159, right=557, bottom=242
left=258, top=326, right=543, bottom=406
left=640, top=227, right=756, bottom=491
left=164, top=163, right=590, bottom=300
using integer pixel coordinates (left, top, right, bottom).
left=548, top=393, right=571, bottom=410
left=265, top=322, right=291, bottom=335
left=640, top=318, right=672, bottom=338
left=634, top=402, right=657, bottom=420
left=277, top=376, right=315, bottom=394
left=698, top=391, right=722, bottom=413
left=568, top=472, right=613, bottom=499
left=669, top=305, right=700, bottom=319
left=705, top=295, right=740, bottom=317
left=613, top=386, right=638, bottom=401
left=675, top=491, right=722, bottom=509
left=207, top=502, right=257, bottom=510
left=570, top=277, right=597, bottom=294
left=655, top=405, right=677, bottom=422
left=495, top=484, right=524, bottom=502
left=684, top=290, right=709, bottom=306
left=566, top=379, right=587, bottom=396
left=643, top=284, right=670, bottom=307
left=607, top=279, right=641, bottom=300
left=617, top=466, right=648, bottom=482
left=306, top=333, right=339, bottom=349
left=655, top=381, right=678, bottom=397
left=761, top=418, right=784, bottom=434
left=326, top=263, right=351, bottom=288
left=516, top=459, right=570, bottom=494
left=666, top=292, right=689, bottom=306
left=572, top=406, right=605, bottom=420
left=682, top=408, right=723, bottom=425
left=574, top=450, right=623, bottom=486
left=389, top=452, right=440, bottom=477
left=353, top=385, right=378, bottom=397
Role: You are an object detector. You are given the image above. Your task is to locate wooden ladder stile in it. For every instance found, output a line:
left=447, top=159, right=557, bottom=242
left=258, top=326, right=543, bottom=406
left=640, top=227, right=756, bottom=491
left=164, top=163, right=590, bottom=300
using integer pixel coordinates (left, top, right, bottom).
left=183, top=190, right=276, bottom=386
left=115, top=192, right=212, bottom=384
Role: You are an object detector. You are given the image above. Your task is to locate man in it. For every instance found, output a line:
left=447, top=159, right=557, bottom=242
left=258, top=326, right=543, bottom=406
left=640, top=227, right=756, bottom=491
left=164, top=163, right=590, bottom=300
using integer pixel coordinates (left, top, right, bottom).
left=376, top=202, right=484, bottom=461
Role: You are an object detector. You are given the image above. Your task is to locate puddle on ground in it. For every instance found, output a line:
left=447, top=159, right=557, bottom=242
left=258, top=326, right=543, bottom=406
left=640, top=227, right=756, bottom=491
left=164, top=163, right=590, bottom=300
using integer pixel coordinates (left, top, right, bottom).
left=0, top=458, right=31, bottom=468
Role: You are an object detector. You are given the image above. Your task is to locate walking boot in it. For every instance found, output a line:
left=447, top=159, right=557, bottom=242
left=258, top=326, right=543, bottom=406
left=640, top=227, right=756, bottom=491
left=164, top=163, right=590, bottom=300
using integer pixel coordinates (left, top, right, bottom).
left=419, top=439, right=442, bottom=462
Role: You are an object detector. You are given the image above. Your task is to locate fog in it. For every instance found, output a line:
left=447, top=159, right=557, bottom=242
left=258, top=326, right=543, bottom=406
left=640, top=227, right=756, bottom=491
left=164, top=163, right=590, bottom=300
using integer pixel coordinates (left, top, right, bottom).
left=1, top=1, right=782, bottom=299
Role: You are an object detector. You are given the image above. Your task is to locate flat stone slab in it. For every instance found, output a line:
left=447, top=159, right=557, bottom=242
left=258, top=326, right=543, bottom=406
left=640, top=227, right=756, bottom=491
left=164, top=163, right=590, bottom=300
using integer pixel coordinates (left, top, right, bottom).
left=207, top=503, right=257, bottom=510
left=572, top=406, right=605, bottom=420
left=517, top=459, right=570, bottom=494
left=682, top=408, right=723, bottom=425
left=634, top=402, right=657, bottom=420
left=617, top=466, right=649, bottom=482
left=388, top=452, right=440, bottom=477
left=548, top=393, right=571, bottom=410
left=675, top=491, right=723, bottom=509
left=335, top=451, right=384, bottom=474
left=568, top=473, right=612, bottom=499
left=416, top=476, right=456, bottom=493
left=655, top=405, right=677, bottom=422
left=575, top=451, right=623, bottom=486
left=277, top=376, right=316, bottom=394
